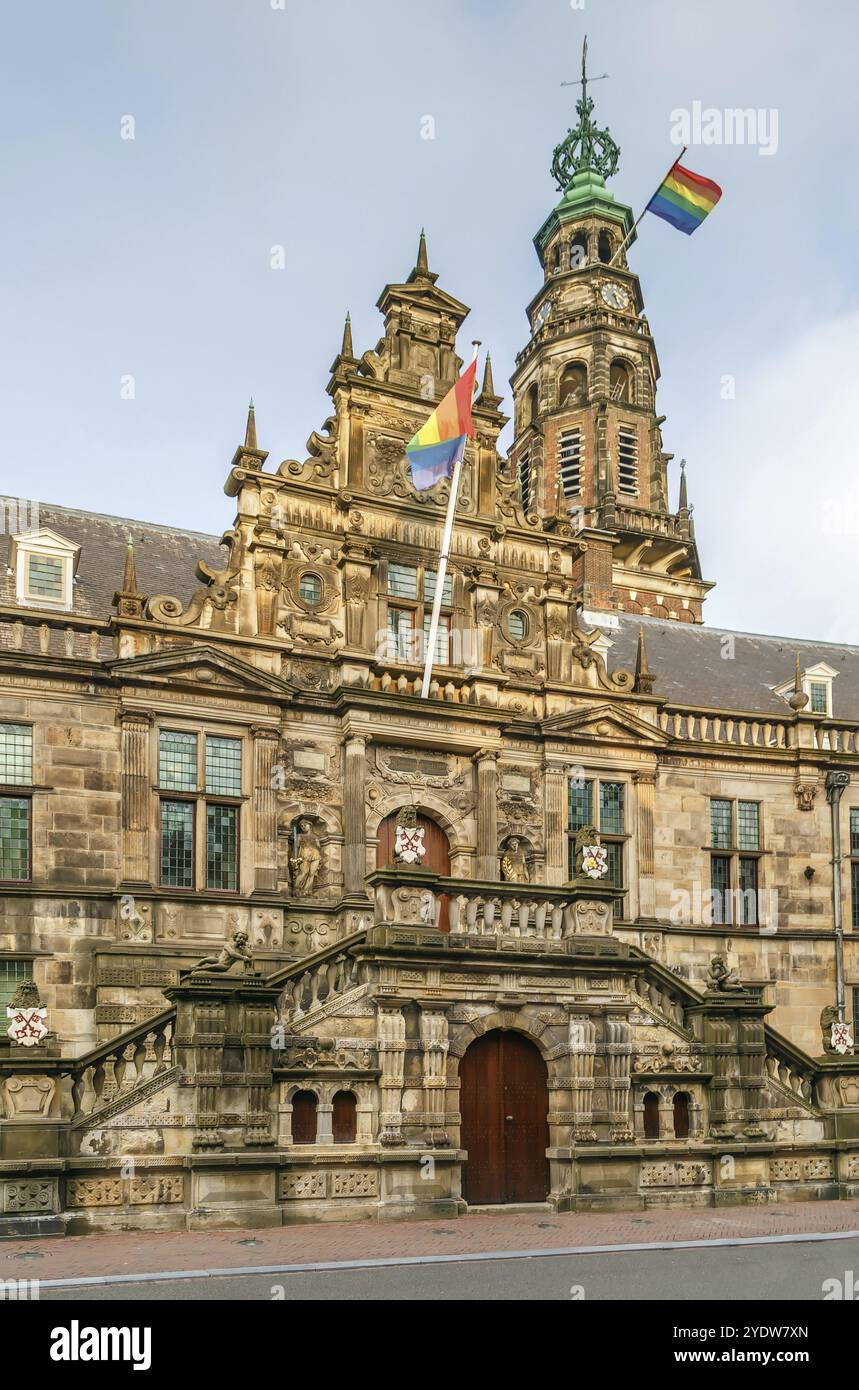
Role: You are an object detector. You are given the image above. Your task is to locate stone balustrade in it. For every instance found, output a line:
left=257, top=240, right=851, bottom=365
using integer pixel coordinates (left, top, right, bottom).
left=367, top=866, right=615, bottom=940
left=280, top=952, right=362, bottom=1022
left=70, top=1010, right=176, bottom=1121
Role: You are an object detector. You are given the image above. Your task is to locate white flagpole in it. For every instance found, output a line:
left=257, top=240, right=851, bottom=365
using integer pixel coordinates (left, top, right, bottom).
left=420, top=340, right=480, bottom=699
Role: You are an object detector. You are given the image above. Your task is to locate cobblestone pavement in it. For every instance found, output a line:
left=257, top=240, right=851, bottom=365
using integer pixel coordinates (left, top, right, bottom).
left=2, top=1198, right=859, bottom=1283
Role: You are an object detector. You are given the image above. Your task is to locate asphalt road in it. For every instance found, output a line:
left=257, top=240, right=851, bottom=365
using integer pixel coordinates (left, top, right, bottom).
left=38, top=1233, right=859, bottom=1301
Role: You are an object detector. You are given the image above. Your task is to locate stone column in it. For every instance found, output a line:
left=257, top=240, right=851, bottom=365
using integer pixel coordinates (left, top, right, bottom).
left=633, top=770, right=657, bottom=920
left=544, top=762, right=568, bottom=886
left=568, top=1013, right=597, bottom=1141
left=252, top=727, right=280, bottom=894
left=420, top=1008, right=450, bottom=1142
left=604, top=1016, right=633, bottom=1141
left=317, top=1102, right=334, bottom=1145
left=343, top=734, right=369, bottom=894
left=377, top=1006, right=406, bottom=1145
left=120, top=710, right=152, bottom=886
left=473, top=749, right=499, bottom=880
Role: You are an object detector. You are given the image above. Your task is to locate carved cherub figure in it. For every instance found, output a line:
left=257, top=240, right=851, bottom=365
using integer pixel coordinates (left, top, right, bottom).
left=501, top=837, right=530, bottom=884
left=707, top=954, right=743, bottom=993
left=192, top=929, right=255, bottom=975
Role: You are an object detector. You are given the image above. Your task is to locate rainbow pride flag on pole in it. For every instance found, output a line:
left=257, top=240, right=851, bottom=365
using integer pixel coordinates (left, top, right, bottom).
left=405, top=359, right=477, bottom=490
left=646, top=160, right=722, bottom=235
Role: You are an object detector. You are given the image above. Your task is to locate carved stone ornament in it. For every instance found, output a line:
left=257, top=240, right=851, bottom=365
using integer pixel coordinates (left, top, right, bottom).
left=394, top=807, right=426, bottom=865
left=500, top=837, right=530, bottom=884
left=6, top=981, right=48, bottom=1047
left=706, top=954, right=744, bottom=993
left=290, top=819, right=323, bottom=896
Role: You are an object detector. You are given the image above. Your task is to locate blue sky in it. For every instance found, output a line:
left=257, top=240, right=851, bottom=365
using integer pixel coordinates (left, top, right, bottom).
left=1, top=0, right=857, bottom=640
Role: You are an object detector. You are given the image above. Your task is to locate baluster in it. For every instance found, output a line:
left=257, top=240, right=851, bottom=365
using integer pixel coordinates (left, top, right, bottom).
left=482, top=898, right=495, bottom=933
left=563, top=903, right=575, bottom=936
left=713, top=717, right=722, bottom=742
left=465, top=896, right=480, bottom=933
left=100, top=1055, right=119, bottom=1103
left=140, top=1032, right=158, bottom=1083
left=550, top=902, right=565, bottom=938
left=500, top=899, right=514, bottom=933
left=534, top=901, right=548, bottom=937
left=448, top=895, right=464, bottom=933
left=291, top=974, right=306, bottom=1019
left=309, top=966, right=324, bottom=1009
left=517, top=900, right=530, bottom=935
left=75, top=1065, right=97, bottom=1117
left=119, top=1042, right=138, bottom=1091
left=159, top=1020, right=174, bottom=1071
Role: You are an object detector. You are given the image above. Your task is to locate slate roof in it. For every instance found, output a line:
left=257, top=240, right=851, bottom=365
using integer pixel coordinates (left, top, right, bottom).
left=0, top=499, right=227, bottom=620
left=600, top=612, right=859, bottom=721
left=2, top=498, right=857, bottom=721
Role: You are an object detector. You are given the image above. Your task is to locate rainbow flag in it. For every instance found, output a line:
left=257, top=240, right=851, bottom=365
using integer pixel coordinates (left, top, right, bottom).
left=405, top=359, right=477, bottom=490
left=647, top=161, right=722, bottom=235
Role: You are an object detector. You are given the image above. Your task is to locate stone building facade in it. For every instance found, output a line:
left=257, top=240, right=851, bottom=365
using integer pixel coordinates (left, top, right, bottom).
left=2, top=80, right=859, bottom=1233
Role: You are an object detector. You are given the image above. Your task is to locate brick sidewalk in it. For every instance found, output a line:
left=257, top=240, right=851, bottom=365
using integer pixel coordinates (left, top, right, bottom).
left=2, top=1199, right=859, bottom=1283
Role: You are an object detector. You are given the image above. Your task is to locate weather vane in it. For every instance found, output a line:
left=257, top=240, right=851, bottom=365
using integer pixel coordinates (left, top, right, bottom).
left=552, top=33, right=620, bottom=192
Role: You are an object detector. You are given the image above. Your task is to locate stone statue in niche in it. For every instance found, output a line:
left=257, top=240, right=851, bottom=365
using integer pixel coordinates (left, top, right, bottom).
left=290, top=819, right=322, bottom=896
left=190, top=929, right=256, bottom=976
left=500, top=837, right=530, bottom=884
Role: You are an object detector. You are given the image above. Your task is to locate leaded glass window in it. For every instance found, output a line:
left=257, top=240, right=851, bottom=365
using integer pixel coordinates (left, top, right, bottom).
left=207, top=805, right=238, bottom=891
left=600, top=783, right=625, bottom=836
left=160, top=801, right=194, bottom=888
left=0, top=724, right=32, bottom=785
left=205, top=737, right=241, bottom=797
left=159, top=731, right=198, bottom=792
left=0, top=798, right=30, bottom=881
left=710, top=799, right=732, bottom=849
left=737, top=801, right=760, bottom=851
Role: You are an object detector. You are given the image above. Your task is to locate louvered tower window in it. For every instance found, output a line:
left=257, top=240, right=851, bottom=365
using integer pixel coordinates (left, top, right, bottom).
left=617, top=426, right=639, bottom=495
left=518, top=448, right=532, bottom=512
left=558, top=429, right=582, bottom=497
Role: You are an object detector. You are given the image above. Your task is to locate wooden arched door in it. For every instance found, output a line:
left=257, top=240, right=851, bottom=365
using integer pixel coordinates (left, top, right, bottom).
left=459, top=1031, right=549, bottom=1205
left=376, top=811, right=451, bottom=931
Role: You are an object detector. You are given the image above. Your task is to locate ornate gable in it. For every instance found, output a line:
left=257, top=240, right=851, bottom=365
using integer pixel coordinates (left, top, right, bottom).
left=108, top=643, right=295, bottom=699
left=541, top=700, right=669, bottom=747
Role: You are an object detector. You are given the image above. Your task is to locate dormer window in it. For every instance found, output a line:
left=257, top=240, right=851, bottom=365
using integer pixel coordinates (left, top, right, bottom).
left=9, top=529, right=80, bottom=611
left=774, top=661, right=838, bottom=716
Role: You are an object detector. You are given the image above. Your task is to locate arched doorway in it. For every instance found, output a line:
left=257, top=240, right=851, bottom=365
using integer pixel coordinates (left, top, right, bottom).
left=459, top=1031, right=549, bottom=1205
left=376, top=810, right=451, bottom=931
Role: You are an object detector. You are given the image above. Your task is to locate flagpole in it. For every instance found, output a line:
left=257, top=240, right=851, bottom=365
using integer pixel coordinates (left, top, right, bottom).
left=608, top=145, right=687, bottom=268
left=420, top=340, right=480, bottom=699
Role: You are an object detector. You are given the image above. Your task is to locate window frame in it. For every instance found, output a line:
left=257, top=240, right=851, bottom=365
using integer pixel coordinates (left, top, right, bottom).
left=567, top=775, right=629, bottom=919
left=617, top=423, right=640, bottom=496
left=0, top=723, right=34, bottom=884
left=157, top=728, right=243, bottom=894
left=707, top=797, right=763, bottom=926
left=382, top=560, right=453, bottom=669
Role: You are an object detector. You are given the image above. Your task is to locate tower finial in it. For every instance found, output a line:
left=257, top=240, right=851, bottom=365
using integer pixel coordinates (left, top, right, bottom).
left=122, top=534, right=137, bottom=595
left=113, top=534, right=146, bottom=617
left=634, top=625, right=656, bottom=694
left=341, top=311, right=354, bottom=359
left=788, top=650, right=809, bottom=710
left=678, top=457, right=689, bottom=511
left=245, top=399, right=257, bottom=450
left=553, top=34, right=619, bottom=190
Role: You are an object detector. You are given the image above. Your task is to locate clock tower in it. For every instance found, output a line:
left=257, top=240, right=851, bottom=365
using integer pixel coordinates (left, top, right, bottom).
left=509, top=42, right=712, bottom=622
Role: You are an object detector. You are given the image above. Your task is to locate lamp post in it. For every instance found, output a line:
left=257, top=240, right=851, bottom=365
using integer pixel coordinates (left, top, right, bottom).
left=826, top=770, right=851, bottom=1023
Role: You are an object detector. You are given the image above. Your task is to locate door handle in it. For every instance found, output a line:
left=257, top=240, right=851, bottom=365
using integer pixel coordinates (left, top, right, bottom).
left=505, top=1115, right=513, bottom=1121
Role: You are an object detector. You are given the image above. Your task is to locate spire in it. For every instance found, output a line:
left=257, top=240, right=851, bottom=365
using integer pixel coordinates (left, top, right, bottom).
left=416, top=228, right=429, bottom=275
left=475, top=351, right=503, bottom=412
left=678, top=458, right=688, bottom=511
left=122, top=534, right=137, bottom=595
left=407, top=228, right=438, bottom=285
left=788, top=650, right=809, bottom=711
left=113, top=535, right=146, bottom=618
left=341, top=311, right=354, bottom=359
left=634, top=626, right=656, bottom=695
left=244, top=399, right=257, bottom=450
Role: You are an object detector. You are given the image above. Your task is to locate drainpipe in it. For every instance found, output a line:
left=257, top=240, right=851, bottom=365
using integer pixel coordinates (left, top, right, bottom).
left=825, top=770, right=851, bottom=1022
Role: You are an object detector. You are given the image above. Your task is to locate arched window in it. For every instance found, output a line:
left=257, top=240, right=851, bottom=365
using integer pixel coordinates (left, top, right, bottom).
left=559, top=363, right=587, bottom=407
left=526, top=382, right=539, bottom=425
left=643, top=1091, right=660, bottom=1139
left=508, top=610, right=528, bottom=641
left=598, top=229, right=614, bottom=264
left=569, top=233, right=588, bottom=270
left=551, top=244, right=560, bottom=272
left=332, top=1090, right=358, bottom=1144
left=291, top=1090, right=318, bottom=1144
left=609, top=359, right=634, bottom=403
left=673, top=1092, right=690, bottom=1139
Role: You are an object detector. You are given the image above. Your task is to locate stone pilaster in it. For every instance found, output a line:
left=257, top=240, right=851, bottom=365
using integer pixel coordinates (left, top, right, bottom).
left=567, top=1012, right=597, bottom=1141
left=120, top=709, right=152, bottom=886
left=543, top=762, right=568, bottom=885
left=343, top=734, right=369, bottom=894
left=473, top=748, right=499, bottom=880
left=252, top=726, right=280, bottom=894
left=377, top=1005, right=406, bottom=1145
left=420, top=1008, right=450, bottom=1142
left=633, top=770, right=656, bottom=919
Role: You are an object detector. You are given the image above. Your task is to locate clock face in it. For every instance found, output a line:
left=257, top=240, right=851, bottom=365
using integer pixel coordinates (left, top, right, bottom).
left=533, top=299, right=552, bottom=331
left=601, top=282, right=629, bottom=311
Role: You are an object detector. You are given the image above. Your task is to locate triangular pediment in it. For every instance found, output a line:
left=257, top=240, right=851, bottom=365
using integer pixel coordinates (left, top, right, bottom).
left=540, top=702, right=670, bottom=746
left=109, top=644, right=295, bottom=698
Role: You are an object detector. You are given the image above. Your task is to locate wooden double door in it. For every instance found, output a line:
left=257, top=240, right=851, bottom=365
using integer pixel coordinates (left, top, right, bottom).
left=459, top=1031, right=549, bottom=1205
